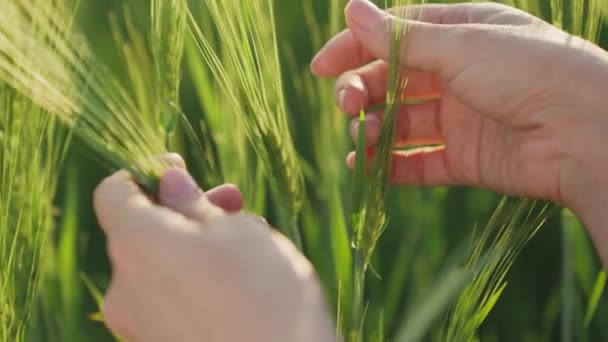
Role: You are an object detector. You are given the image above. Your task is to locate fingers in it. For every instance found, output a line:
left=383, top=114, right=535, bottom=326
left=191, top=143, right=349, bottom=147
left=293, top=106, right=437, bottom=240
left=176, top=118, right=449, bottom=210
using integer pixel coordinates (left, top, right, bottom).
left=345, top=0, right=460, bottom=73
left=310, top=2, right=462, bottom=77
left=205, top=184, right=244, bottom=213
left=347, top=146, right=459, bottom=186
left=389, top=3, right=528, bottom=26
left=351, top=100, right=443, bottom=147
left=314, top=0, right=490, bottom=78
left=309, top=3, right=459, bottom=77
left=157, top=168, right=226, bottom=223
left=335, top=60, right=441, bottom=115
left=311, top=29, right=373, bottom=77
left=95, top=154, right=243, bottom=235
left=93, top=170, right=173, bottom=237
left=162, top=152, right=187, bottom=169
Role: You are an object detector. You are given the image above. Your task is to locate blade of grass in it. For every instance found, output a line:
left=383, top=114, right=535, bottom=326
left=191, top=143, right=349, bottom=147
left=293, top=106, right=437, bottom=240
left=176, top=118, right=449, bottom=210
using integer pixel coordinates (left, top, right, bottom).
left=440, top=199, right=557, bottom=342
left=351, top=109, right=367, bottom=222
left=396, top=268, right=472, bottom=342
left=583, top=271, right=606, bottom=328
left=0, top=85, right=69, bottom=341
left=561, top=209, right=577, bottom=342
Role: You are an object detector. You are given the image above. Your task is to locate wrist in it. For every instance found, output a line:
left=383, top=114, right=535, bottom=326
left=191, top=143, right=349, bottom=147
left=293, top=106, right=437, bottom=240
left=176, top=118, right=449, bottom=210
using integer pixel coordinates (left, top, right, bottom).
left=566, top=181, right=608, bottom=268
left=561, top=115, right=608, bottom=267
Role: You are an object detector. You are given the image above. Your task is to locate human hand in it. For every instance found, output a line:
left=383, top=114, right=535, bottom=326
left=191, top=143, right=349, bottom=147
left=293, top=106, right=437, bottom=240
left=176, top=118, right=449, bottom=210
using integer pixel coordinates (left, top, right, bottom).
left=93, top=154, right=334, bottom=342
left=312, top=0, right=608, bottom=264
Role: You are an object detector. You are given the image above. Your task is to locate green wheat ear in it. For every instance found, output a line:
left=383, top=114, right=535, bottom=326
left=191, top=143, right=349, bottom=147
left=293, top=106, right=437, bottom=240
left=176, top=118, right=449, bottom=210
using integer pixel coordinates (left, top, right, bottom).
left=0, top=86, right=69, bottom=341
left=353, top=7, right=408, bottom=277
left=440, top=199, right=556, bottom=342
left=186, top=0, right=305, bottom=245
left=150, top=0, right=187, bottom=146
left=350, top=4, right=410, bottom=339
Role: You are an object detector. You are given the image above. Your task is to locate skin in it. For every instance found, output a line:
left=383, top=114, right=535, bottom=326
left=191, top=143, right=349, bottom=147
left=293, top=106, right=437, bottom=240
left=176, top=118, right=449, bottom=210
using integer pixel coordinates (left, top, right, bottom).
left=94, top=1, right=608, bottom=340
left=94, top=154, right=334, bottom=342
left=311, top=0, right=608, bottom=266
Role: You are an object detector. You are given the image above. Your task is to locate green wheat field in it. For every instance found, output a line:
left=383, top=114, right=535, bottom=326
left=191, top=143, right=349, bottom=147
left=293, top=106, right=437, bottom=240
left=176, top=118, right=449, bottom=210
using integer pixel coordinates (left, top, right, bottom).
left=0, top=0, right=607, bottom=341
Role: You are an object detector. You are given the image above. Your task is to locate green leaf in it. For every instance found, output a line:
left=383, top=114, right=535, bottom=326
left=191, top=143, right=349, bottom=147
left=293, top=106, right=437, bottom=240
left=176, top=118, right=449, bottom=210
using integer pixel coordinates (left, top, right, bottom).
left=584, top=271, right=606, bottom=328
left=351, top=109, right=367, bottom=223
left=396, top=268, right=472, bottom=342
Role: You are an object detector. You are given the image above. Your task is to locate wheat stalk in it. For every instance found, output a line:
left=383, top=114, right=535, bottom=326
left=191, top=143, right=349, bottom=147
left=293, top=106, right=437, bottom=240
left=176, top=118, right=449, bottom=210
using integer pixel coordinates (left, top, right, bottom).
left=186, top=0, right=305, bottom=246
left=0, top=86, right=69, bottom=341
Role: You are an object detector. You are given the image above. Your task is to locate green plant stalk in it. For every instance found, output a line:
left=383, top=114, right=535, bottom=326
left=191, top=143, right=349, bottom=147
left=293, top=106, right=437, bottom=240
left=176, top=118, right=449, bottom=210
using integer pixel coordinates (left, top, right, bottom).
left=584, top=271, right=606, bottom=327
left=277, top=207, right=303, bottom=251
left=396, top=268, right=472, bottom=342
left=294, top=1, right=355, bottom=329
left=185, top=0, right=305, bottom=246
left=350, top=16, right=407, bottom=340
left=0, top=88, right=68, bottom=341
left=441, top=200, right=556, bottom=342
left=351, top=252, right=367, bottom=342
left=351, top=110, right=367, bottom=224
left=350, top=110, right=368, bottom=340
left=562, top=212, right=576, bottom=342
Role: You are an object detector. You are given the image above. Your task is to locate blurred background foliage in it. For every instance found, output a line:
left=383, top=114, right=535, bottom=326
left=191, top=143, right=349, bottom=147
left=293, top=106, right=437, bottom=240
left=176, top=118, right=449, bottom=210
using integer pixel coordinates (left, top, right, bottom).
left=24, top=0, right=608, bottom=341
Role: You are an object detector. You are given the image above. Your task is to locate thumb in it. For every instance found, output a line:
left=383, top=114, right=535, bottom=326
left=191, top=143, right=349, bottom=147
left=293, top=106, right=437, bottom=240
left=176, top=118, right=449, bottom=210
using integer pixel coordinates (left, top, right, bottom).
left=344, top=0, right=470, bottom=74
left=158, top=168, right=242, bottom=223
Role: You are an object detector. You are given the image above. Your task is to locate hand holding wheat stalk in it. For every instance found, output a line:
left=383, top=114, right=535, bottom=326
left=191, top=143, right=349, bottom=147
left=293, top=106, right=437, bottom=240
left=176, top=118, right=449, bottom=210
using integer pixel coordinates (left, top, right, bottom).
left=314, top=0, right=608, bottom=339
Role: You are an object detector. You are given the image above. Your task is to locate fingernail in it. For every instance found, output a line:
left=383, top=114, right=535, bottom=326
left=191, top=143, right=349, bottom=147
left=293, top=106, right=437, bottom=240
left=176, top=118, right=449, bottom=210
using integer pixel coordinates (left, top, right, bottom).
left=339, top=89, right=347, bottom=109
left=350, top=119, right=360, bottom=140
left=311, top=47, right=328, bottom=75
left=164, top=153, right=186, bottom=168
left=346, top=0, right=386, bottom=30
left=159, top=168, right=201, bottom=203
left=311, top=53, right=320, bottom=70
left=350, top=76, right=366, bottom=92
left=346, top=152, right=356, bottom=168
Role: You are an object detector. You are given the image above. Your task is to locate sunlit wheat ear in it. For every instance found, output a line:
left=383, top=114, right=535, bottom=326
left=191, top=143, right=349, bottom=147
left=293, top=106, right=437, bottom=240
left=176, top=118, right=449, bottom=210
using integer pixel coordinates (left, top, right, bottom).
left=0, top=0, right=177, bottom=194
left=441, top=199, right=556, bottom=342
left=0, top=87, right=69, bottom=341
left=186, top=0, right=305, bottom=244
